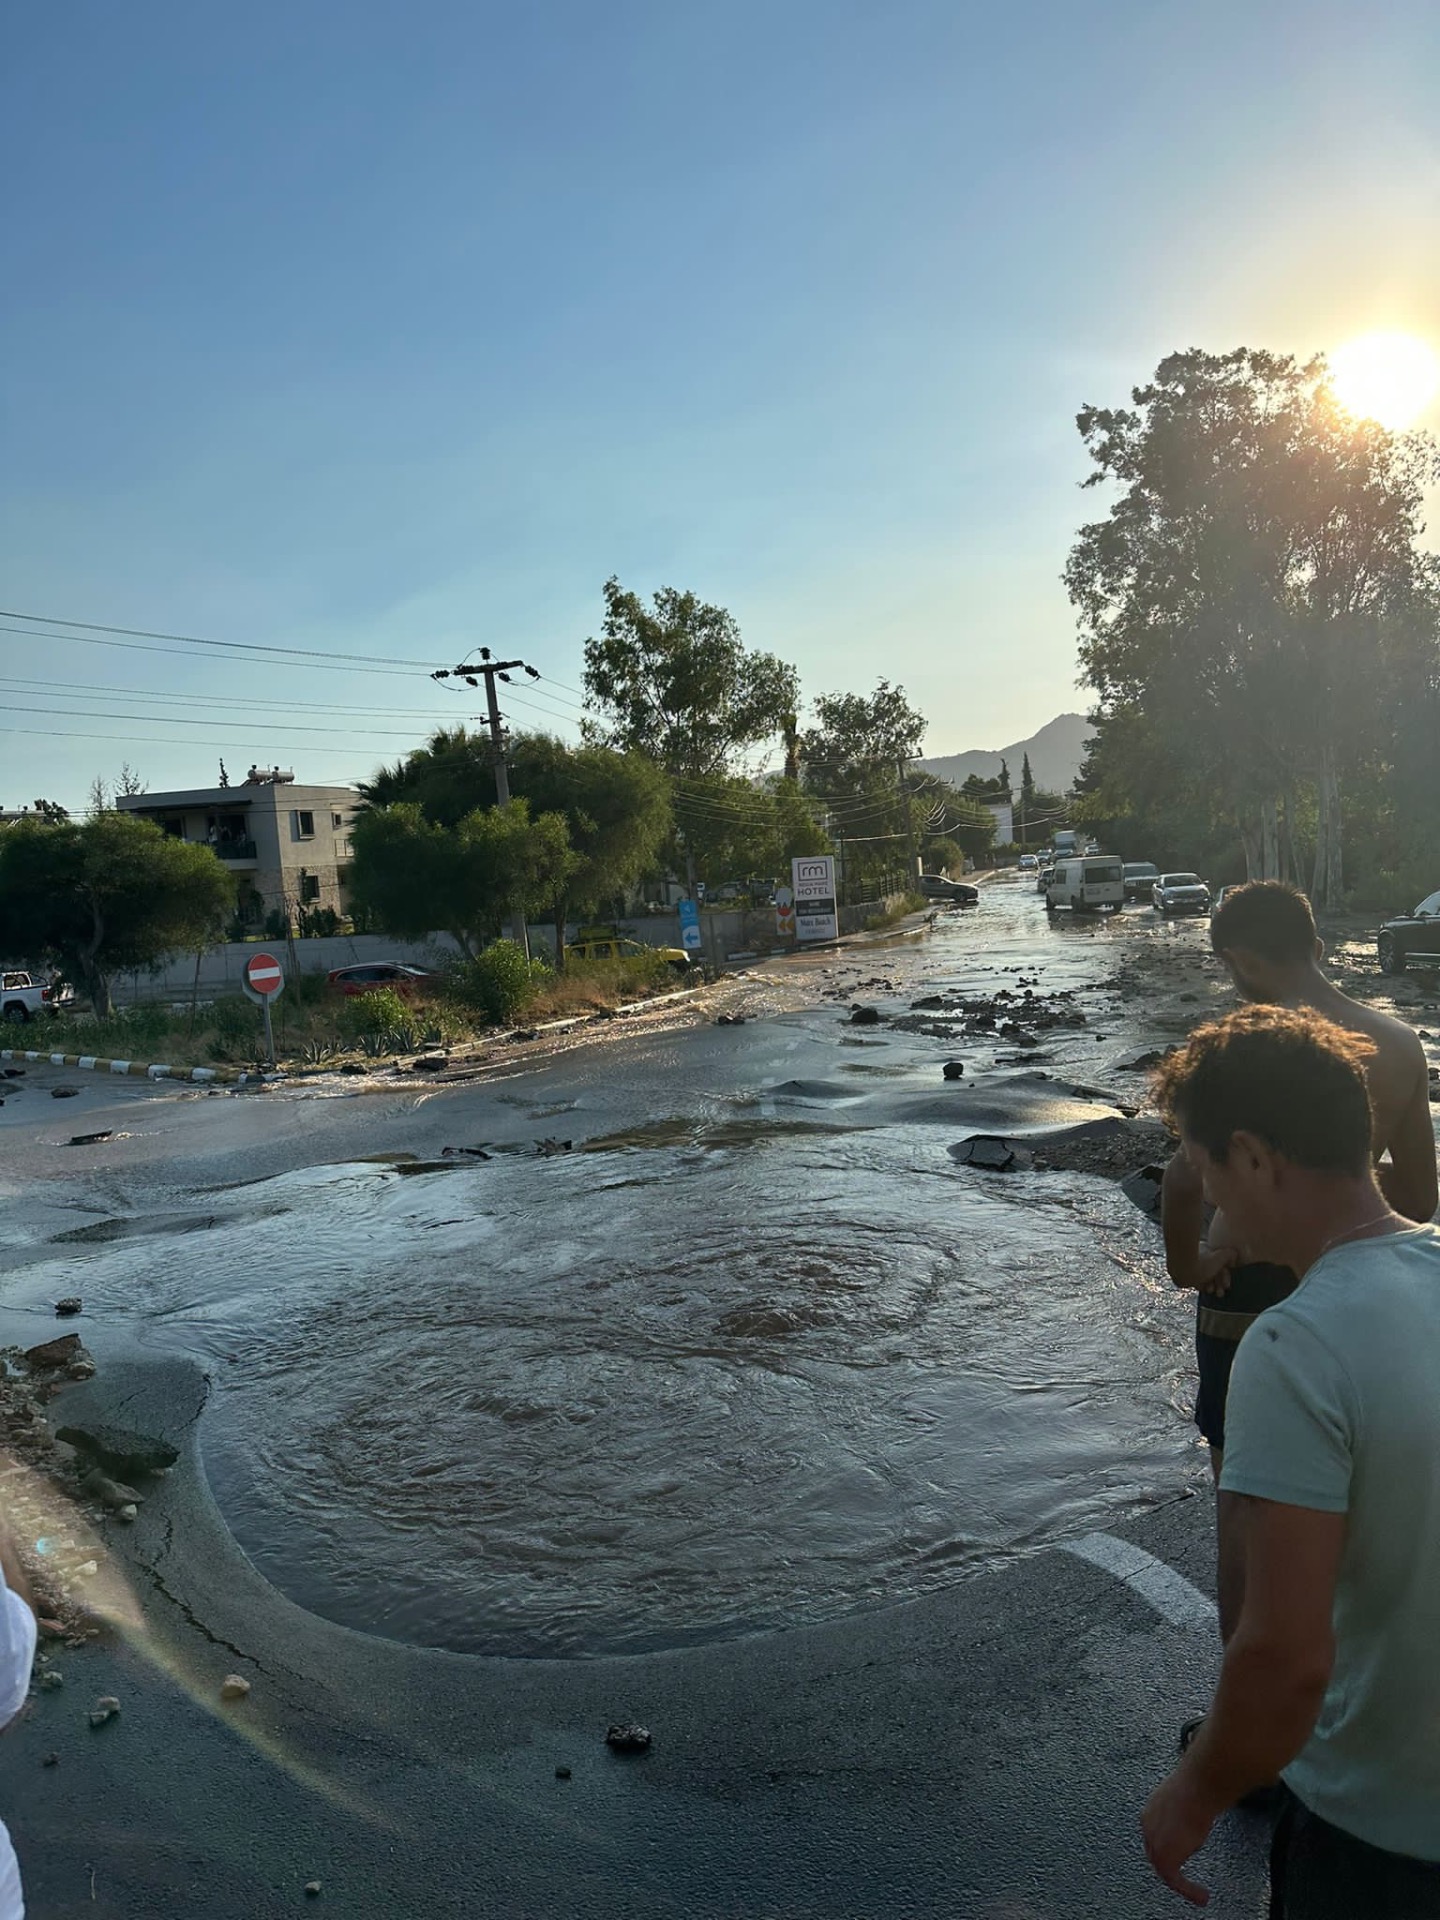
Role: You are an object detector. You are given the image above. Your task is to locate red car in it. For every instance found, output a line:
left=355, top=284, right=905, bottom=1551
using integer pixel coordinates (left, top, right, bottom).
left=325, top=963, right=437, bottom=999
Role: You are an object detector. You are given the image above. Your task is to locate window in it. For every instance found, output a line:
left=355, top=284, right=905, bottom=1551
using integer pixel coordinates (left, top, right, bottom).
left=292, top=810, right=315, bottom=840
left=331, top=812, right=344, bottom=829
left=300, top=874, right=321, bottom=904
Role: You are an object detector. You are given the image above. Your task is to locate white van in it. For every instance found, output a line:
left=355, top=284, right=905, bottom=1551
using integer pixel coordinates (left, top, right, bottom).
left=1045, top=855, right=1125, bottom=914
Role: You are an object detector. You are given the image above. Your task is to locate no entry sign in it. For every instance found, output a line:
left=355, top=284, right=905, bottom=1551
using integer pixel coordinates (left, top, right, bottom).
left=241, top=951, right=285, bottom=1003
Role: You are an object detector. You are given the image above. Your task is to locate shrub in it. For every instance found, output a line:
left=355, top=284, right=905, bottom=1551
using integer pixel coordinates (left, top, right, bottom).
left=338, top=988, right=411, bottom=1039
left=206, top=996, right=262, bottom=1061
left=457, top=940, right=539, bottom=1025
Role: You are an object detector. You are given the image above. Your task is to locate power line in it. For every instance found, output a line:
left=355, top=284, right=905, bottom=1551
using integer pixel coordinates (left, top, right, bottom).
left=0, top=606, right=441, bottom=671
left=0, top=675, right=489, bottom=722
left=0, top=701, right=433, bottom=739
left=0, top=622, right=425, bottom=680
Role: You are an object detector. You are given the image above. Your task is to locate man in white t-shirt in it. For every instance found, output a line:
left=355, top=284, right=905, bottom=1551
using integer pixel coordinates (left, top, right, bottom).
left=0, top=1523, right=37, bottom=1919
left=1140, top=1006, right=1440, bottom=1915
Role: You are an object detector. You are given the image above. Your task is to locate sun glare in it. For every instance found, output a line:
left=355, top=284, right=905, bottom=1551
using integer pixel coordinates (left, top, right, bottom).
left=1327, top=331, right=1440, bottom=430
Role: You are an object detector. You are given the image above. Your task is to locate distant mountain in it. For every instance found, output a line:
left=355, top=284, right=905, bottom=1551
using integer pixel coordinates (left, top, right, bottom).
left=919, top=712, right=1091, bottom=796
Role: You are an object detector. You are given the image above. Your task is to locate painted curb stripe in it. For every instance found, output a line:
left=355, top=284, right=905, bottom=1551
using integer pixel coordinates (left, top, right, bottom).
left=1060, top=1532, right=1218, bottom=1630
left=0, top=1047, right=254, bottom=1086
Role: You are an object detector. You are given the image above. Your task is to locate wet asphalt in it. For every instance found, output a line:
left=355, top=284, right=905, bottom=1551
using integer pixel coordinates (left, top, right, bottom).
left=0, top=884, right=1272, bottom=1915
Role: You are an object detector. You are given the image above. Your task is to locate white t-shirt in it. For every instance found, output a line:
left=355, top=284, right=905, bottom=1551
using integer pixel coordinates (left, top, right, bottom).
left=0, top=1583, right=36, bottom=1919
left=1221, top=1226, right=1440, bottom=1858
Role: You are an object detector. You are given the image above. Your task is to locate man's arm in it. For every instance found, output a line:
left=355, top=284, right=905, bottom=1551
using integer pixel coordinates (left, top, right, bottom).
left=1141, top=1498, right=1344, bottom=1905
left=1161, top=1151, right=1235, bottom=1293
left=1378, top=1061, right=1438, bottom=1225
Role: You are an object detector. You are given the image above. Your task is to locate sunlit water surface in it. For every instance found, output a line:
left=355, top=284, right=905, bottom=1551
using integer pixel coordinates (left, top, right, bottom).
left=8, top=887, right=1206, bottom=1656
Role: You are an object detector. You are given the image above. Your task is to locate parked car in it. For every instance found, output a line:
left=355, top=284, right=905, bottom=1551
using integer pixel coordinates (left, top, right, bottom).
left=0, top=971, right=59, bottom=1025
left=1377, top=889, right=1440, bottom=974
left=567, top=933, right=692, bottom=973
left=917, top=874, right=979, bottom=904
left=1045, top=856, right=1125, bottom=913
left=1122, top=861, right=1160, bottom=902
left=1017, top=854, right=1038, bottom=872
left=326, top=962, right=438, bottom=998
left=1210, top=884, right=1243, bottom=918
left=1152, top=873, right=1211, bottom=915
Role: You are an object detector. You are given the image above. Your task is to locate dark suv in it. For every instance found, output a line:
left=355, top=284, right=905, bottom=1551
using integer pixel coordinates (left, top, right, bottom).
left=1378, top=890, right=1440, bottom=973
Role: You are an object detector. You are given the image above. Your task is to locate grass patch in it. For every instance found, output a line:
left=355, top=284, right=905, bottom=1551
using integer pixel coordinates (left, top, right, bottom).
left=863, top=891, right=927, bottom=932
left=38, top=949, right=696, bottom=1073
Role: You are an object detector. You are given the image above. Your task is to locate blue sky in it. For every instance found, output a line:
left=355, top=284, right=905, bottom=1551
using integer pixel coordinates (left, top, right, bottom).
left=3, top=0, right=1437, bottom=809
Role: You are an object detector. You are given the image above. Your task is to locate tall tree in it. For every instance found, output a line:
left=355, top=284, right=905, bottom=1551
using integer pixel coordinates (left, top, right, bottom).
left=506, top=735, right=672, bottom=964
left=672, top=774, right=829, bottom=888
left=1066, top=347, right=1440, bottom=903
left=363, top=729, right=672, bottom=965
left=582, top=577, right=800, bottom=778
left=349, top=800, right=574, bottom=959
left=0, top=814, right=234, bottom=1016
left=801, top=681, right=928, bottom=893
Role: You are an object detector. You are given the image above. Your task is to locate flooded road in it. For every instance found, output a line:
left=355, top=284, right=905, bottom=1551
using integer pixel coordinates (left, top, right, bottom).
left=0, top=880, right=1225, bottom=1657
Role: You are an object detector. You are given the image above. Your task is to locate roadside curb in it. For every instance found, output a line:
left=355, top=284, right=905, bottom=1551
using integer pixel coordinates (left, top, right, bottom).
left=0, top=1047, right=260, bottom=1087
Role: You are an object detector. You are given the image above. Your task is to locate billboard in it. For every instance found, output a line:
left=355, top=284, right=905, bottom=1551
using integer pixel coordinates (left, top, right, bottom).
left=791, top=855, right=838, bottom=942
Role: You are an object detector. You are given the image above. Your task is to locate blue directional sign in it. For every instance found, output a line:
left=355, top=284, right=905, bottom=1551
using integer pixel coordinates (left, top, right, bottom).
left=678, top=896, right=703, bottom=953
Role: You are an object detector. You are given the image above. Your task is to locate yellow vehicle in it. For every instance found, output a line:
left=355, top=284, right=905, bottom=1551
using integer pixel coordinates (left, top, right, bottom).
left=565, top=930, right=692, bottom=973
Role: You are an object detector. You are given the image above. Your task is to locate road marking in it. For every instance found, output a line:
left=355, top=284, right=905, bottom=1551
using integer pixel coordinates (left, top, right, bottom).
left=1060, top=1532, right=1218, bottom=1630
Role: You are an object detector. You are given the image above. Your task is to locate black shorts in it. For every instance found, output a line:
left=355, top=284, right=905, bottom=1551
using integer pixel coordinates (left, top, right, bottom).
left=1193, top=1262, right=1298, bottom=1451
left=1270, top=1785, right=1440, bottom=1918
left=1194, top=1329, right=1237, bottom=1450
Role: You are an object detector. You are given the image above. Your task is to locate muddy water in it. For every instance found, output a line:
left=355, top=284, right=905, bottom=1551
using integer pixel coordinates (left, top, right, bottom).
left=6, top=881, right=1216, bottom=1657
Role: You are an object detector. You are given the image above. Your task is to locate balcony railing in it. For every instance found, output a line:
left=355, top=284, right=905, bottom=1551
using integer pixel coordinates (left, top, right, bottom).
left=212, top=839, right=257, bottom=861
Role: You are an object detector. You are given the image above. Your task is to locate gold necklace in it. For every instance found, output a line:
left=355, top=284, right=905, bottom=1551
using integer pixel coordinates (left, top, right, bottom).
left=1317, top=1210, right=1401, bottom=1260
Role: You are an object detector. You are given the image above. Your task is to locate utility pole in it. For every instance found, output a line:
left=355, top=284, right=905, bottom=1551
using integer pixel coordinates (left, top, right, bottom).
left=897, top=759, right=921, bottom=881
left=432, top=650, right=543, bottom=959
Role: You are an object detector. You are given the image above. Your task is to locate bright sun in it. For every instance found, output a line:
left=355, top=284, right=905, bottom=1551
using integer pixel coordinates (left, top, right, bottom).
left=1327, top=330, right=1440, bottom=430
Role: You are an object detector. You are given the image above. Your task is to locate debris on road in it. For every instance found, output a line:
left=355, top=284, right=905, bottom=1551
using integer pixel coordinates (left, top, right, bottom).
left=53, top=1299, right=82, bottom=1318
left=88, top=1695, right=120, bottom=1728
left=53, top=1422, right=179, bottom=1478
left=950, top=1135, right=1029, bottom=1172
left=605, top=1723, right=652, bottom=1754
left=942, top=1061, right=965, bottom=1079
left=66, top=1130, right=114, bottom=1147
left=220, top=1674, right=252, bottom=1702
left=848, top=1007, right=884, bottom=1025
left=50, top=1088, right=80, bottom=1099
left=23, top=1335, right=83, bottom=1372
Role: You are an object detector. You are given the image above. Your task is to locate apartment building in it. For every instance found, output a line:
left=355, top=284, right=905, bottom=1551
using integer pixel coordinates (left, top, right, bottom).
left=118, top=769, right=360, bottom=929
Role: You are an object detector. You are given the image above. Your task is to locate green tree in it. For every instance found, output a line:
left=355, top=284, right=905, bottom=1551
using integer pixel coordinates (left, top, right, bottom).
left=506, top=735, right=671, bottom=965
left=1066, top=347, right=1440, bottom=903
left=801, top=681, right=928, bottom=894
left=349, top=800, right=575, bottom=959
left=582, top=576, right=800, bottom=778
left=363, top=729, right=672, bottom=966
left=673, top=774, right=829, bottom=889
left=0, top=813, right=234, bottom=1017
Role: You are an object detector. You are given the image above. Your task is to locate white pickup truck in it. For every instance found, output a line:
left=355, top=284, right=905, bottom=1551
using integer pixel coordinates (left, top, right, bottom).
left=1, top=971, right=59, bottom=1025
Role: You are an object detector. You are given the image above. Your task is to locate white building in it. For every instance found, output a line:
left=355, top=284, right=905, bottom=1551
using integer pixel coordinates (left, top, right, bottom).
left=118, top=769, right=360, bottom=930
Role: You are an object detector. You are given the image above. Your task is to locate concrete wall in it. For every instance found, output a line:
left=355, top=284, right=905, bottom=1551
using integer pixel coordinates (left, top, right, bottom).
left=107, top=895, right=917, bottom=1005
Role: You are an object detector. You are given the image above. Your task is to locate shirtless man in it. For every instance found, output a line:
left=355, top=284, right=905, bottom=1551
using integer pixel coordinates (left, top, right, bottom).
left=1163, top=882, right=1437, bottom=1641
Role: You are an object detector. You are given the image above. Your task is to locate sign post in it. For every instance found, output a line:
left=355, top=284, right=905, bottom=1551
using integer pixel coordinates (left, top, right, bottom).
left=240, top=950, right=285, bottom=1069
left=678, top=896, right=703, bottom=964
left=791, top=856, right=838, bottom=943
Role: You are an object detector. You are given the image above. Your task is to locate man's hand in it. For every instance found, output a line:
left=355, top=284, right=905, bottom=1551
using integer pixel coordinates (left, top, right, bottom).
left=1169, top=1243, right=1238, bottom=1295
left=1141, top=1768, right=1217, bottom=1906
